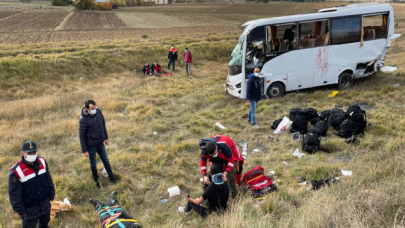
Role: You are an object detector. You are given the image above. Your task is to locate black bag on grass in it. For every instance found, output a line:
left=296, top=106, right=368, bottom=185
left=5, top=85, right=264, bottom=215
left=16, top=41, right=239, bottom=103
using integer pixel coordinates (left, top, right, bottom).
left=311, top=119, right=328, bottom=137
left=289, top=108, right=304, bottom=119
left=310, top=117, right=320, bottom=125
left=304, top=108, right=318, bottom=120
left=290, top=115, right=308, bottom=134
left=271, top=118, right=283, bottom=130
left=346, top=105, right=367, bottom=124
left=302, top=131, right=320, bottom=153
left=328, top=108, right=345, bottom=130
left=318, top=110, right=331, bottom=121
left=338, top=119, right=365, bottom=138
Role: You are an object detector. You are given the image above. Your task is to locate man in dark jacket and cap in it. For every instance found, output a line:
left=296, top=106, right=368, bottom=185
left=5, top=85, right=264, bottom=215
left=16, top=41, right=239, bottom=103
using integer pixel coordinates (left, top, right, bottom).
left=8, top=141, right=55, bottom=228
left=79, top=100, right=117, bottom=188
left=246, top=67, right=262, bottom=128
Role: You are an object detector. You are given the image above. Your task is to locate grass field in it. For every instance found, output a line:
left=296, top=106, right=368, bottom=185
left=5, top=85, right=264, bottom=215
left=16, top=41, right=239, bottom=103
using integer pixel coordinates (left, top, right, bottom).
left=0, top=2, right=405, bottom=228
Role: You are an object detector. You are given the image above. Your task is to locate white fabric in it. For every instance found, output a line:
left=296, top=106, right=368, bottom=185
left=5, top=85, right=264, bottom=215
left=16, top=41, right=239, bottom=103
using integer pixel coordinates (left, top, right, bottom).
left=381, top=66, right=397, bottom=73
left=274, top=116, right=293, bottom=135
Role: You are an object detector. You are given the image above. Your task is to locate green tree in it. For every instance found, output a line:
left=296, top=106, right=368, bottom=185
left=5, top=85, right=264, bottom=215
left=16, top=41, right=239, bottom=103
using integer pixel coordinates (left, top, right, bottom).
left=74, top=0, right=98, bottom=10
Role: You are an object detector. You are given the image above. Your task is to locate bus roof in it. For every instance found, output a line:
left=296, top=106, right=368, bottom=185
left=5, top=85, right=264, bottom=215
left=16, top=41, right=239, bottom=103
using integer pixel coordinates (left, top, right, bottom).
left=241, top=3, right=392, bottom=36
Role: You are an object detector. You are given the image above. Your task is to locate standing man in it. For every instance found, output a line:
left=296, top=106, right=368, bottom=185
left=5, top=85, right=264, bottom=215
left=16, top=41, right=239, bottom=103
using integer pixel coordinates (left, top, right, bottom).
left=247, top=67, right=262, bottom=128
left=167, top=44, right=178, bottom=71
left=199, top=135, right=244, bottom=198
left=182, top=47, right=193, bottom=76
left=9, top=141, right=55, bottom=228
left=79, top=100, right=117, bottom=188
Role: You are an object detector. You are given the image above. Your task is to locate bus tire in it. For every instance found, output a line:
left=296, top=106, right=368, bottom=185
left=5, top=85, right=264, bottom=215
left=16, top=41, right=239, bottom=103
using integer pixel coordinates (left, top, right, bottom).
left=266, top=82, right=285, bottom=99
left=338, top=72, right=353, bottom=89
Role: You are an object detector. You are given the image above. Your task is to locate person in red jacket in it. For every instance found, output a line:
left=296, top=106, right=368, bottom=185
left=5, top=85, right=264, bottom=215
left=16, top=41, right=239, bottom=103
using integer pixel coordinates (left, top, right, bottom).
left=182, top=47, right=193, bottom=76
left=199, top=135, right=244, bottom=198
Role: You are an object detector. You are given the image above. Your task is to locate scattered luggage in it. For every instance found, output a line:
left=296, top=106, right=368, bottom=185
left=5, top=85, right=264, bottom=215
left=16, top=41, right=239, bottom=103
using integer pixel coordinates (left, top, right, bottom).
left=242, top=166, right=277, bottom=198
left=328, top=108, right=345, bottom=131
left=289, top=108, right=308, bottom=134
left=304, top=108, right=318, bottom=120
left=302, top=131, right=320, bottom=153
left=271, top=118, right=283, bottom=130
left=311, top=119, right=328, bottom=137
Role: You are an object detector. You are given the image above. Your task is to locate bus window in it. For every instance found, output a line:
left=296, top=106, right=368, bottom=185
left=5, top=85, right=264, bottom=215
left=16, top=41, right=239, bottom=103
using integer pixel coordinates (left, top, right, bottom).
left=299, top=20, right=328, bottom=49
left=246, top=26, right=265, bottom=76
left=362, top=13, right=388, bottom=40
left=331, top=16, right=361, bottom=45
left=266, top=23, right=297, bottom=53
left=229, top=37, right=244, bottom=76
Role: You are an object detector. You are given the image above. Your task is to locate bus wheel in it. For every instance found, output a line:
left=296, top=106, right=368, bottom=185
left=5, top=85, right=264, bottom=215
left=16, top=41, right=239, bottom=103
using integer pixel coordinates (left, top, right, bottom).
left=267, top=82, right=285, bottom=98
left=338, top=72, right=353, bottom=89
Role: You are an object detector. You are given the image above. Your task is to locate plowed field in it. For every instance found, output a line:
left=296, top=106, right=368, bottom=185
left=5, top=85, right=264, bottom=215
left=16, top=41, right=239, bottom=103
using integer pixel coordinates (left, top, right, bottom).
left=0, top=11, right=68, bottom=31
left=0, top=10, right=20, bottom=19
left=61, top=11, right=129, bottom=30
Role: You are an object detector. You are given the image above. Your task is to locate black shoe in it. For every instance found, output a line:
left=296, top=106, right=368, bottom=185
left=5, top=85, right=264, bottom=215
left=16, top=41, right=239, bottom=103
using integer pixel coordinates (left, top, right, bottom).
left=109, top=176, right=119, bottom=184
left=89, top=198, right=99, bottom=206
left=107, top=191, right=118, bottom=205
left=95, top=181, right=101, bottom=188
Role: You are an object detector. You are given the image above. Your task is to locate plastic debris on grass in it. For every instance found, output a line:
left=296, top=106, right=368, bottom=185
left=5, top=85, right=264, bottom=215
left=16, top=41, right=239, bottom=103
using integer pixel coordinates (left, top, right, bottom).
left=153, top=131, right=157, bottom=135
left=328, top=90, right=339, bottom=98
left=101, top=168, right=108, bottom=177
left=250, top=143, right=267, bottom=154
left=168, top=186, right=181, bottom=197
left=50, top=198, right=72, bottom=219
left=381, top=66, right=397, bottom=72
left=341, top=169, right=353, bottom=176
left=292, top=148, right=305, bottom=159
left=273, top=116, right=292, bottom=135
left=215, top=122, right=226, bottom=129
left=267, top=171, right=275, bottom=176
left=268, top=134, right=279, bottom=142
left=291, top=132, right=300, bottom=142
left=282, top=161, right=288, bottom=165
left=240, top=141, right=248, bottom=159
left=178, top=206, right=185, bottom=213
left=160, top=199, right=168, bottom=203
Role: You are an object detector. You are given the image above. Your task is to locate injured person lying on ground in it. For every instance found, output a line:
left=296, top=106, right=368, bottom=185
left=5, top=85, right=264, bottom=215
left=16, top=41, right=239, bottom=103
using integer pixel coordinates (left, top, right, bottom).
left=89, top=191, right=142, bottom=228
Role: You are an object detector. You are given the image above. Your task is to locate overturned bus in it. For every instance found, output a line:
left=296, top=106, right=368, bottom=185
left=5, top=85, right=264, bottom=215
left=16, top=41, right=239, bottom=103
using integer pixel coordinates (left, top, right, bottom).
left=225, top=3, right=401, bottom=99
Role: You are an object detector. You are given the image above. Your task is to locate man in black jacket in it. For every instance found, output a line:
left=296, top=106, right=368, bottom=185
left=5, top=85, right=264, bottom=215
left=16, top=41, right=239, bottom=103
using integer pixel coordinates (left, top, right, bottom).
left=79, top=100, right=117, bottom=188
left=167, top=44, right=178, bottom=71
left=8, top=141, right=55, bottom=228
left=246, top=67, right=262, bottom=128
left=181, top=163, right=229, bottom=218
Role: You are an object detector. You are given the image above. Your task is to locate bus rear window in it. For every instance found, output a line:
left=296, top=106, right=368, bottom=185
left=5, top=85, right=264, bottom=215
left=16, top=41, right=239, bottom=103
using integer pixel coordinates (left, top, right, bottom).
left=331, top=16, right=361, bottom=45
left=363, top=13, right=388, bottom=40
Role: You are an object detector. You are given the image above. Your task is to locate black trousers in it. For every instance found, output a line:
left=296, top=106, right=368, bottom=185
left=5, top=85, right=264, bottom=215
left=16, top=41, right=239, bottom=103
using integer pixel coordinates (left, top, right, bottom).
left=185, top=202, right=210, bottom=219
left=22, top=210, right=50, bottom=228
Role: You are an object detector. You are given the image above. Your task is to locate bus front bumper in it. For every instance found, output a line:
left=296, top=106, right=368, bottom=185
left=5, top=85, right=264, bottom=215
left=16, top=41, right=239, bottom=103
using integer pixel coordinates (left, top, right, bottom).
left=225, top=75, right=242, bottom=98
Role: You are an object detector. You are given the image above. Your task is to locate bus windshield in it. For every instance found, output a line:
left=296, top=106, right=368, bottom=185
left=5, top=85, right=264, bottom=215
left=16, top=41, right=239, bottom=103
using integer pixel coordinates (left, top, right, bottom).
left=228, top=37, right=244, bottom=76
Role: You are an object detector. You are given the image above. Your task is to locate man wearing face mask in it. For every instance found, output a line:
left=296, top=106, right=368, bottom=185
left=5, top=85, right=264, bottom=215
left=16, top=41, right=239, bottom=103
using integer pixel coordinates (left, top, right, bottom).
left=8, top=141, right=55, bottom=228
left=167, top=44, right=178, bottom=71
left=79, top=100, right=117, bottom=188
left=182, top=47, right=192, bottom=76
left=246, top=67, right=262, bottom=128
left=199, top=135, right=244, bottom=199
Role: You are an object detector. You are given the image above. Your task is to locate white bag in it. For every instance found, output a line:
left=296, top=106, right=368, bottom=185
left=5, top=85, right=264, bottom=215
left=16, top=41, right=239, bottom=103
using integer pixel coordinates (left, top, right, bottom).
left=273, top=116, right=292, bottom=135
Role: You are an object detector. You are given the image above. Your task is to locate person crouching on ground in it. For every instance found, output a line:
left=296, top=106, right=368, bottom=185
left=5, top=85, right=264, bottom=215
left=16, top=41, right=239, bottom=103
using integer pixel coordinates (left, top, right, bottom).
left=151, top=61, right=166, bottom=76
left=142, top=63, right=152, bottom=76
left=182, top=163, right=229, bottom=218
left=247, top=67, right=262, bottom=128
left=89, top=191, right=142, bottom=228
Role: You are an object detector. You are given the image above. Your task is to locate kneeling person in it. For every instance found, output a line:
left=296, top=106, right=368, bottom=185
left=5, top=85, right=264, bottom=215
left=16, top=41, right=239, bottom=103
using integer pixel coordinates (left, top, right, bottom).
left=184, top=163, right=229, bottom=218
left=89, top=191, right=142, bottom=228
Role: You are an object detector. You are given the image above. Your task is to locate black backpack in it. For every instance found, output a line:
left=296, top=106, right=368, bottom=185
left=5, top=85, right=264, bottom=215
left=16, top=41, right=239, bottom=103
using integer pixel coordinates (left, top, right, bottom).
left=318, top=110, right=331, bottom=121
left=346, top=105, right=367, bottom=124
left=304, top=108, right=318, bottom=120
left=311, top=119, right=328, bottom=137
left=338, top=119, right=365, bottom=138
left=289, top=108, right=308, bottom=134
left=328, top=108, right=345, bottom=131
left=302, top=131, right=320, bottom=153
left=271, top=118, right=283, bottom=130
left=289, top=108, right=304, bottom=119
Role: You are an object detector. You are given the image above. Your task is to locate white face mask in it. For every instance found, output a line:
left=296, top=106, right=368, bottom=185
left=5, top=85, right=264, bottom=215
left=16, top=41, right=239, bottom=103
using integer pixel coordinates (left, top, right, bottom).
left=185, top=50, right=188, bottom=52
left=211, top=152, right=218, bottom=158
left=89, top=109, right=97, bottom=115
left=25, top=154, right=37, bottom=162
left=254, top=73, right=260, bottom=77
left=171, top=46, right=174, bottom=49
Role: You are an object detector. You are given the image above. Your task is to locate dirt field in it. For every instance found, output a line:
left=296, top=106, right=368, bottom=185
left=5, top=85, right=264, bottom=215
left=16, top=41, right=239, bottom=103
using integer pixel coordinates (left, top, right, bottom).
left=61, top=11, right=129, bottom=30
left=0, top=11, right=68, bottom=31
left=0, top=10, right=20, bottom=19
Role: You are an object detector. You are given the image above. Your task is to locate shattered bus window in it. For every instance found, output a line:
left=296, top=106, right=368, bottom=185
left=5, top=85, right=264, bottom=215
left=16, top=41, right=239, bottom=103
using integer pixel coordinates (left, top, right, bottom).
left=363, top=13, right=388, bottom=40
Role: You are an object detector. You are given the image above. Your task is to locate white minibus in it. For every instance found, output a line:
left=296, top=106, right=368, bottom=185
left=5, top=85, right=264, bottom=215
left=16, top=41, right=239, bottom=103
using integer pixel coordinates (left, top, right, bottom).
left=225, top=3, right=401, bottom=98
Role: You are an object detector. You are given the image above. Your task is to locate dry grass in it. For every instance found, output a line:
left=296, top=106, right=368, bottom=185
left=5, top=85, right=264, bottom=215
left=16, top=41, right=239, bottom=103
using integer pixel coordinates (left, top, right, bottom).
left=0, top=2, right=405, bottom=228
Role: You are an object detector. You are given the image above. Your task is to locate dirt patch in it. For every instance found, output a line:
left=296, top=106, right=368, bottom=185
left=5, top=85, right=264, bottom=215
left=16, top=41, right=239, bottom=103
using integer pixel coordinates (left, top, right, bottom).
left=0, top=10, right=21, bottom=19
left=61, top=11, right=129, bottom=30
left=54, top=11, right=73, bottom=31
left=116, top=12, right=201, bottom=28
left=0, top=11, right=68, bottom=31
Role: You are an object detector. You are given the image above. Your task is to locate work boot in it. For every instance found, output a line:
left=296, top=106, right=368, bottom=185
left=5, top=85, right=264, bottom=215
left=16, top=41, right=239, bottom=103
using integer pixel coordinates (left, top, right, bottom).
left=89, top=198, right=100, bottom=207
left=109, top=176, right=119, bottom=184
left=95, top=181, right=101, bottom=188
left=107, top=191, right=118, bottom=205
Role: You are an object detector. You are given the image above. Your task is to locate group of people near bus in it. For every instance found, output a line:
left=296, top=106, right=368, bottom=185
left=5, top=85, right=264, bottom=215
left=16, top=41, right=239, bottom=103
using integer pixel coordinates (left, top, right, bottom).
left=142, top=44, right=193, bottom=77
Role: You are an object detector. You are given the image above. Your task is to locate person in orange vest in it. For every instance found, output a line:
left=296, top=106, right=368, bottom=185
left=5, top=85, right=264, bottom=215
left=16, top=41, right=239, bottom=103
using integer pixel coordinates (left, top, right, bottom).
left=182, top=47, right=193, bottom=76
left=8, top=141, right=55, bottom=228
left=167, top=44, right=178, bottom=71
